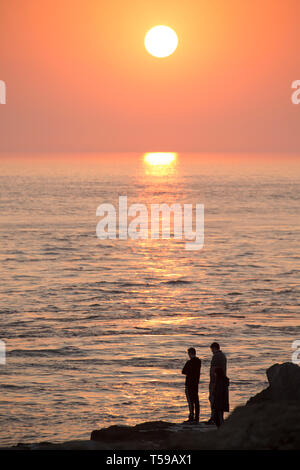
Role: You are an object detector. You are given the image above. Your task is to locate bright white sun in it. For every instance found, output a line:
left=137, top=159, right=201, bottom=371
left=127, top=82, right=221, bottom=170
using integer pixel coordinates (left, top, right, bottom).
left=144, top=152, right=177, bottom=166
left=145, top=25, right=178, bottom=58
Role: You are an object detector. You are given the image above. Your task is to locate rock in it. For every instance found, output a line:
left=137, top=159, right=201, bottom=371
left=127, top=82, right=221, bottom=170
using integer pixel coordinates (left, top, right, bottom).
left=208, top=401, right=300, bottom=450
left=266, top=362, right=300, bottom=401
left=247, top=362, right=300, bottom=405
left=91, top=421, right=176, bottom=444
left=90, top=421, right=213, bottom=449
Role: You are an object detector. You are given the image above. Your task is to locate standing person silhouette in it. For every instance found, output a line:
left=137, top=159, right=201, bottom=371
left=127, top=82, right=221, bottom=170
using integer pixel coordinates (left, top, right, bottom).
left=206, top=342, right=227, bottom=425
left=212, top=367, right=229, bottom=427
left=182, top=347, right=201, bottom=423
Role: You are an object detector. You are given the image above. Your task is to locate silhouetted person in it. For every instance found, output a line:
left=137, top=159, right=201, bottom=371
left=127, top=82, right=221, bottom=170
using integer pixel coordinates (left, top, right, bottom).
left=212, top=367, right=229, bottom=427
left=182, top=347, right=201, bottom=423
left=206, top=342, right=227, bottom=425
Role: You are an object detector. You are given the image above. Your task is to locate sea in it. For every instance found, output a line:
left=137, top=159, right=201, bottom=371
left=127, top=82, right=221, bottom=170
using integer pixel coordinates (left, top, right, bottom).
left=0, top=152, right=299, bottom=445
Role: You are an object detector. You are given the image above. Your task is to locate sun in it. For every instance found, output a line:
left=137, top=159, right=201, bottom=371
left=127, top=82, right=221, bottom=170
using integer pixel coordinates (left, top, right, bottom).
left=144, top=152, right=177, bottom=166
left=144, top=25, right=178, bottom=58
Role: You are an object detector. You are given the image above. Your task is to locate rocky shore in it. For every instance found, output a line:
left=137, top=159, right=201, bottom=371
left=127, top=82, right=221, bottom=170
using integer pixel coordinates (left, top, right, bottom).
left=4, top=362, right=300, bottom=450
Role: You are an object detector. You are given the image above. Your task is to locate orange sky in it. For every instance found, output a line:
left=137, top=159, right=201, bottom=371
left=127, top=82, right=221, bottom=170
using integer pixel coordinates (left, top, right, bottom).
left=0, top=0, right=300, bottom=152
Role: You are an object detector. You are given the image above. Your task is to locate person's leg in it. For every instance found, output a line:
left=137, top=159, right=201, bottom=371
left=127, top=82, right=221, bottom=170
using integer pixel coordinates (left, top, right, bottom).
left=194, top=388, right=200, bottom=422
left=191, top=395, right=195, bottom=420
left=209, top=382, right=213, bottom=415
left=185, top=387, right=194, bottom=421
left=213, top=409, right=220, bottom=427
left=219, top=411, right=224, bottom=425
left=205, top=383, right=215, bottom=424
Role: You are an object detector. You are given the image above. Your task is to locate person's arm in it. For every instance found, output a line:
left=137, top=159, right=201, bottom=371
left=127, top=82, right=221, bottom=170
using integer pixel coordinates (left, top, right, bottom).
left=182, top=361, right=190, bottom=375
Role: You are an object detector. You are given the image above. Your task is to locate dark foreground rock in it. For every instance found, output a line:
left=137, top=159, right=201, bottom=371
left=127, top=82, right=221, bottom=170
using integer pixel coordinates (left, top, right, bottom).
left=247, top=362, right=300, bottom=405
left=91, top=421, right=179, bottom=445
left=5, top=362, right=300, bottom=450
left=90, top=421, right=215, bottom=450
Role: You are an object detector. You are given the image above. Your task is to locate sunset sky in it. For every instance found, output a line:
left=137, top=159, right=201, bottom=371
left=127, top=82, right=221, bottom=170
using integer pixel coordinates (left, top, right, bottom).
left=0, top=0, right=300, bottom=152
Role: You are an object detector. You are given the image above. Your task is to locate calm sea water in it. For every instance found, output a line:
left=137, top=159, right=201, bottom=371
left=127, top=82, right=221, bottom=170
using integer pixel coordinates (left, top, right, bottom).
left=0, top=153, right=299, bottom=445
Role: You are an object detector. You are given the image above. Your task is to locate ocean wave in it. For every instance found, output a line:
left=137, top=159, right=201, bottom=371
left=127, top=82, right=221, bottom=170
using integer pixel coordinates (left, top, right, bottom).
left=0, top=309, right=18, bottom=315
left=163, top=279, right=192, bottom=285
left=274, top=288, right=298, bottom=295
left=9, top=346, right=84, bottom=357
left=0, top=384, right=29, bottom=390
left=118, top=282, right=146, bottom=287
